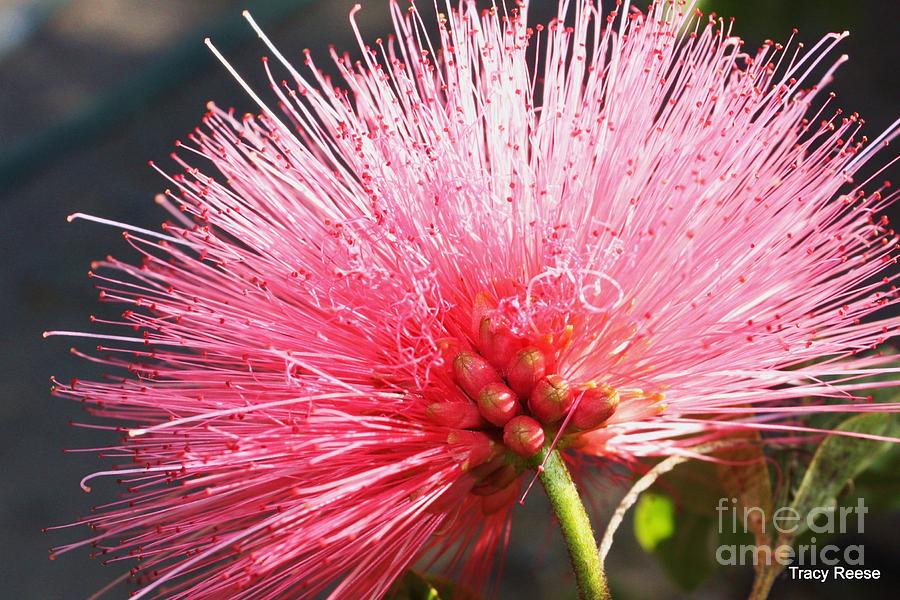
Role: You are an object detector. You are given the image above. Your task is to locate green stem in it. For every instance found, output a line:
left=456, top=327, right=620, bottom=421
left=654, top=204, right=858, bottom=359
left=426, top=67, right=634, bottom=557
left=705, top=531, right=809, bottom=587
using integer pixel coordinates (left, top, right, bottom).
left=748, top=562, right=782, bottom=600
left=536, top=448, right=609, bottom=600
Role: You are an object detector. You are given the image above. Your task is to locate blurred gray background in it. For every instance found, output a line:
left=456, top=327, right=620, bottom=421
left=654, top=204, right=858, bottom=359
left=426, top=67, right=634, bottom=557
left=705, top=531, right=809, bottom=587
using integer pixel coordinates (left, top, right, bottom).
left=1, top=1, right=898, bottom=598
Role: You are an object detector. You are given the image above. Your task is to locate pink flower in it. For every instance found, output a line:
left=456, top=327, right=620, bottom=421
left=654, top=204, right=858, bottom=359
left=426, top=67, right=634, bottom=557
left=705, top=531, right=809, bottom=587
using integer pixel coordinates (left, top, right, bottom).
left=47, top=1, right=899, bottom=597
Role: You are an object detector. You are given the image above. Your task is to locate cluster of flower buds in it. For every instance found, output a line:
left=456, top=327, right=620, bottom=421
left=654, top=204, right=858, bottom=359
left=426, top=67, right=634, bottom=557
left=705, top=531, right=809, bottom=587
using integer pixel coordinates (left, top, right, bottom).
left=429, top=315, right=620, bottom=463
left=428, top=308, right=624, bottom=513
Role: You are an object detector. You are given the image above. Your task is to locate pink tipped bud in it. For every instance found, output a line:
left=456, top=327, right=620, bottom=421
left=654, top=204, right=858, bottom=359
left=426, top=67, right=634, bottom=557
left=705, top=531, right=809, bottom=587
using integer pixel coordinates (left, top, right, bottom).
left=477, top=382, right=521, bottom=427
left=527, top=374, right=572, bottom=424
left=569, top=384, right=620, bottom=430
left=426, top=401, right=483, bottom=429
left=447, top=430, right=502, bottom=470
left=453, top=351, right=500, bottom=400
left=503, top=415, right=545, bottom=458
left=506, top=347, right=546, bottom=397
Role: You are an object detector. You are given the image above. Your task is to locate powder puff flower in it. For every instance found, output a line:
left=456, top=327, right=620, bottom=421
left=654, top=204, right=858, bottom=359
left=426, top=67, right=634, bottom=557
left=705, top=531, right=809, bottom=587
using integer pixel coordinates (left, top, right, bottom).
left=47, top=1, right=899, bottom=598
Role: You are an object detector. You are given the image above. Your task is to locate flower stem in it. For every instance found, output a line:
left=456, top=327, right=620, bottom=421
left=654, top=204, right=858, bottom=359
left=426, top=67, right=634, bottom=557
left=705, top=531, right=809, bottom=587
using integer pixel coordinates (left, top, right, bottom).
left=536, top=448, right=609, bottom=600
left=748, top=562, right=783, bottom=600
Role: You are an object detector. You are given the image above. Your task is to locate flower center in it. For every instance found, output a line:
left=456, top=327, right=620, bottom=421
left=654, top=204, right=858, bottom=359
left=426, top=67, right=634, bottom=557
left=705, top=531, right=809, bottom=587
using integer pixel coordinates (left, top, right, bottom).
left=432, top=343, right=620, bottom=449
left=428, top=297, right=621, bottom=512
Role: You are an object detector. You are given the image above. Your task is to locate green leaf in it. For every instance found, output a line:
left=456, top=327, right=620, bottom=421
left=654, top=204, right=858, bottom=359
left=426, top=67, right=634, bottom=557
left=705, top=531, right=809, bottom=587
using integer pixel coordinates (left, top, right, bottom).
left=633, top=492, right=675, bottom=551
left=630, top=461, right=726, bottom=591
left=788, top=412, right=899, bottom=540
left=841, top=443, right=900, bottom=511
left=633, top=489, right=718, bottom=591
left=653, top=509, right=718, bottom=591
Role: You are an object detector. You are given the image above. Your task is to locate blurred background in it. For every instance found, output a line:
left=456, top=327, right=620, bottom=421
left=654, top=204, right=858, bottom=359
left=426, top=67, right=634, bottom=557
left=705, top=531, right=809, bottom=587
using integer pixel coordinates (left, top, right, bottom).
left=0, top=0, right=897, bottom=598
